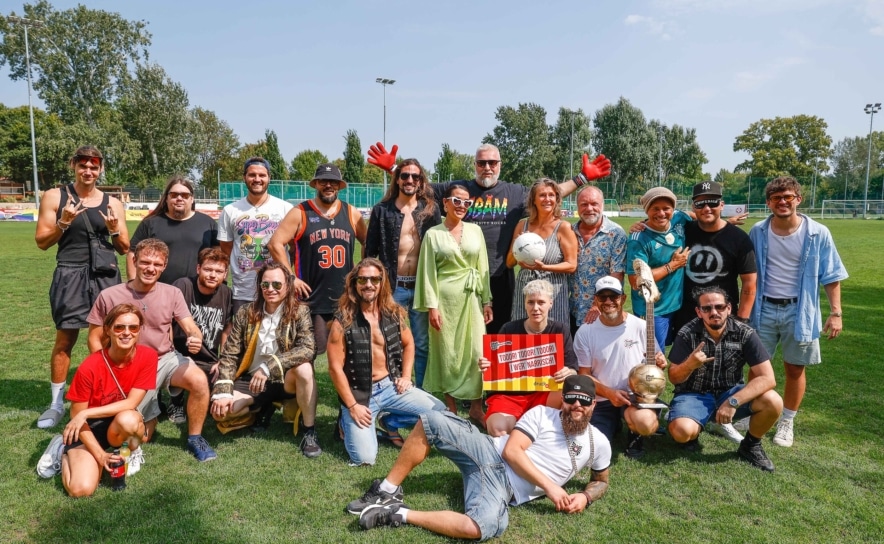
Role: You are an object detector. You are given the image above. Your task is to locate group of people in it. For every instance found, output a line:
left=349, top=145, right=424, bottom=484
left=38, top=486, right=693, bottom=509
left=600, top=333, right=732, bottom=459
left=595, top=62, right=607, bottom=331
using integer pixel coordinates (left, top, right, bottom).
left=31, top=142, right=846, bottom=541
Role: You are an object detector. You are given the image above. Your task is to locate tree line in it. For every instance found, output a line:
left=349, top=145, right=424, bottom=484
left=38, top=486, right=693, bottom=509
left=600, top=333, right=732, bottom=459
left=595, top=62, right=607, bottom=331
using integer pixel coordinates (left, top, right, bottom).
left=2, top=2, right=882, bottom=203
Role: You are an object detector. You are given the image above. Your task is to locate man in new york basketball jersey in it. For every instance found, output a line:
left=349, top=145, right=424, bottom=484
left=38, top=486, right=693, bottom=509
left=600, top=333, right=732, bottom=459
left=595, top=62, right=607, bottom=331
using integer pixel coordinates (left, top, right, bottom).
left=269, top=163, right=367, bottom=355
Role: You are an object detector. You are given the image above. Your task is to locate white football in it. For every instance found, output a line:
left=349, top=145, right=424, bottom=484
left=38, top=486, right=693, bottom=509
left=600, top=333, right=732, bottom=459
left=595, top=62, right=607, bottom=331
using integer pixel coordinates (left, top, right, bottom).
left=513, top=232, right=546, bottom=263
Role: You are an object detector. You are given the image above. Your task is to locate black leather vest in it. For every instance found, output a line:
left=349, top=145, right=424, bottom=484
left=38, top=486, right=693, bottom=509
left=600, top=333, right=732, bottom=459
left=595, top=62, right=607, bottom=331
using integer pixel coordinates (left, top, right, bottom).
left=341, top=310, right=403, bottom=407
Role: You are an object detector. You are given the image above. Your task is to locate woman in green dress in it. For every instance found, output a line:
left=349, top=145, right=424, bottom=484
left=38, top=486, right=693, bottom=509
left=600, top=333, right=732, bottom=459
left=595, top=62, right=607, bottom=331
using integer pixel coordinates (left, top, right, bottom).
left=415, top=185, right=492, bottom=424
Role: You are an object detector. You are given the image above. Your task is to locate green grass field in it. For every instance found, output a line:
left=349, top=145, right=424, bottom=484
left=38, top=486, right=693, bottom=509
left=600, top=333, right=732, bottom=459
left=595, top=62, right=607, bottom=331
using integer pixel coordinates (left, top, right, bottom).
left=1, top=218, right=882, bottom=543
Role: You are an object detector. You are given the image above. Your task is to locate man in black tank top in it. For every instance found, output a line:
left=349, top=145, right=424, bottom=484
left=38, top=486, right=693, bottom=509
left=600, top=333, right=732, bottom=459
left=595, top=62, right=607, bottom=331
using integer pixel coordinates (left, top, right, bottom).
left=34, top=145, right=131, bottom=429
left=269, top=163, right=367, bottom=354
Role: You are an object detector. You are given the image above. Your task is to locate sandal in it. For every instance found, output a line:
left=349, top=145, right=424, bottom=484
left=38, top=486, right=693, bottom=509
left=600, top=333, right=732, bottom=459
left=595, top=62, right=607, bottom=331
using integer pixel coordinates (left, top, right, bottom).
left=376, top=418, right=405, bottom=448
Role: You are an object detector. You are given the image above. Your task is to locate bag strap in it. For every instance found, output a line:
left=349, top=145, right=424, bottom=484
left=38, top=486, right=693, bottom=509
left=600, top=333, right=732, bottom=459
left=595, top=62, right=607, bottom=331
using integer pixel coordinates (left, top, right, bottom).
left=100, top=349, right=127, bottom=400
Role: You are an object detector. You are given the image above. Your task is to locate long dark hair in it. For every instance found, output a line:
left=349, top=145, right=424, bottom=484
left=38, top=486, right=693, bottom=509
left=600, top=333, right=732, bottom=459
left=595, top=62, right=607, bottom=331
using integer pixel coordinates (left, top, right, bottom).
left=384, top=158, right=437, bottom=225
left=148, top=175, right=196, bottom=218
left=336, top=258, right=406, bottom=330
left=249, top=262, right=301, bottom=325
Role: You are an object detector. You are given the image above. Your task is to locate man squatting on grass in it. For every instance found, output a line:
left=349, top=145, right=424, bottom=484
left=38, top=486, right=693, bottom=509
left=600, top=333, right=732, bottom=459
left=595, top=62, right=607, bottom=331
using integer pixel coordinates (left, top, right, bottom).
left=348, top=375, right=611, bottom=540
left=327, top=258, right=446, bottom=466
left=210, top=262, right=320, bottom=458
left=87, top=238, right=217, bottom=463
left=667, top=287, right=783, bottom=472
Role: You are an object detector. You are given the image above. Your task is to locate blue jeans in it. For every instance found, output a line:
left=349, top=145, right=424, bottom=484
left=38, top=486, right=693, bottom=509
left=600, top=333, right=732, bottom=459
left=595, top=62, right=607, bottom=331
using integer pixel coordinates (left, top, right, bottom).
left=668, top=384, right=754, bottom=426
left=420, top=410, right=512, bottom=541
left=654, top=311, right=675, bottom=348
left=393, top=285, right=430, bottom=386
left=340, top=376, right=445, bottom=466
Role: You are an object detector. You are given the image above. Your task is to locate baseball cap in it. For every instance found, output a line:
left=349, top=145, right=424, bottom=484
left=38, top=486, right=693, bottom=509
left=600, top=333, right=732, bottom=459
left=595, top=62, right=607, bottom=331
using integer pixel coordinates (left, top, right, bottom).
left=311, top=163, right=347, bottom=189
left=562, top=375, right=596, bottom=404
left=594, top=276, right=623, bottom=295
left=640, top=187, right=677, bottom=212
left=692, top=180, right=723, bottom=199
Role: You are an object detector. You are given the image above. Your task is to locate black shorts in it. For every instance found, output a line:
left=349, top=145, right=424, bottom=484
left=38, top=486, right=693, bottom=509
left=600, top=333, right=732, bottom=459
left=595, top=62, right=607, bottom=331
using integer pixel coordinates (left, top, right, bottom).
left=49, top=263, right=120, bottom=329
left=233, top=374, right=295, bottom=407
left=63, top=416, right=115, bottom=453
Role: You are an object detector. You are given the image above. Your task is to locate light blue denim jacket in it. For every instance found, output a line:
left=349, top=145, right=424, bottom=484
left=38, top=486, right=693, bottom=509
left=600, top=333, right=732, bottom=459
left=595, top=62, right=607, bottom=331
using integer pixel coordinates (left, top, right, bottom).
left=749, top=214, right=848, bottom=342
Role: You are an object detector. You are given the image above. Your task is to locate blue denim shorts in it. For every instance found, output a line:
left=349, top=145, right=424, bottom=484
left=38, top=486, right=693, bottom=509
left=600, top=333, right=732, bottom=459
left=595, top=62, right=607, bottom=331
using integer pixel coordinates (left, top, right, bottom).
left=668, top=384, right=754, bottom=427
left=419, top=410, right=512, bottom=541
left=756, top=300, right=821, bottom=366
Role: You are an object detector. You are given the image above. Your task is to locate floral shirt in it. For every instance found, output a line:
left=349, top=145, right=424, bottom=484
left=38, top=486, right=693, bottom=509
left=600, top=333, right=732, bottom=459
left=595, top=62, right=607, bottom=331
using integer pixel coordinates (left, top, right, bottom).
left=568, top=216, right=627, bottom=322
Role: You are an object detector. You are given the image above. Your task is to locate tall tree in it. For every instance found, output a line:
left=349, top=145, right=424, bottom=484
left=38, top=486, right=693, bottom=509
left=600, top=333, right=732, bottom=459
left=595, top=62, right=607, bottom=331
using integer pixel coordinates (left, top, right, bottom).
left=733, top=115, right=833, bottom=178
left=189, top=107, right=239, bottom=189
left=342, top=129, right=363, bottom=184
left=829, top=132, right=884, bottom=200
left=433, top=143, right=474, bottom=183
left=483, top=102, right=553, bottom=185
left=0, top=103, right=67, bottom=187
left=592, top=97, right=656, bottom=197
left=547, top=107, right=592, bottom=181
left=262, top=129, right=288, bottom=180
left=0, top=1, right=151, bottom=126
left=649, top=120, right=708, bottom=184
left=290, top=149, right=329, bottom=181
left=118, top=63, right=193, bottom=186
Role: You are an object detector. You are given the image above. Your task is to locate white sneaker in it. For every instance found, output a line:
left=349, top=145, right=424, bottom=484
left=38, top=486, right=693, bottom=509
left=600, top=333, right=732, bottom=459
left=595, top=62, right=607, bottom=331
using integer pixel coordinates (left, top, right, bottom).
left=706, top=422, right=745, bottom=444
left=36, top=435, right=64, bottom=478
left=773, top=418, right=794, bottom=447
left=732, top=417, right=750, bottom=433
left=127, top=447, right=145, bottom=476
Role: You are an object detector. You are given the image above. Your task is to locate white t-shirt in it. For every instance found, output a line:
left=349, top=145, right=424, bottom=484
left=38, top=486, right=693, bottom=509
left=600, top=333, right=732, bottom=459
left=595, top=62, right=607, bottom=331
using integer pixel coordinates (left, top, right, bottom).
left=574, top=314, right=659, bottom=402
left=217, top=195, right=293, bottom=301
left=764, top=218, right=805, bottom=299
left=493, top=406, right=611, bottom=505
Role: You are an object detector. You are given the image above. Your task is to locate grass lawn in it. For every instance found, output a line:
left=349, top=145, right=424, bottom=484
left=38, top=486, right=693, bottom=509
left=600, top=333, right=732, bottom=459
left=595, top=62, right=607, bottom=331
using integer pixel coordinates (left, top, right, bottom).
left=0, top=217, right=881, bottom=543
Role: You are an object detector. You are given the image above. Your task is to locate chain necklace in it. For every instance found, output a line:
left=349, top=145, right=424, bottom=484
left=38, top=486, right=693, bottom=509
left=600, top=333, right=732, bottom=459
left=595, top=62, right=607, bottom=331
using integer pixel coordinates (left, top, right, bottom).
left=561, top=412, right=594, bottom=479
left=317, top=200, right=339, bottom=225
left=524, top=321, right=547, bottom=335
left=129, top=283, right=152, bottom=313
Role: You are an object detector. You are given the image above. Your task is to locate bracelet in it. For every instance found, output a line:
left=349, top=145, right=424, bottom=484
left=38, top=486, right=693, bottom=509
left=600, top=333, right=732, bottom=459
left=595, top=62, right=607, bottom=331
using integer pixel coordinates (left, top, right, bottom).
left=582, top=490, right=593, bottom=506
left=347, top=402, right=357, bottom=410
left=830, top=312, right=842, bottom=318
left=57, top=220, right=70, bottom=232
left=664, top=263, right=672, bottom=274
left=110, top=231, right=121, bottom=237
left=572, top=173, right=588, bottom=187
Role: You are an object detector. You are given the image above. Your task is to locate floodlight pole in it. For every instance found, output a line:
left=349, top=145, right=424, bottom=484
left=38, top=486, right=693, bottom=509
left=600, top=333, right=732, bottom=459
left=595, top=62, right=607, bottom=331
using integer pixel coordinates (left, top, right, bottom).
left=8, top=15, right=44, bottom=208
left=376, top=77, right=395, bottom=194
left=863, top=102, right=881, bottom=219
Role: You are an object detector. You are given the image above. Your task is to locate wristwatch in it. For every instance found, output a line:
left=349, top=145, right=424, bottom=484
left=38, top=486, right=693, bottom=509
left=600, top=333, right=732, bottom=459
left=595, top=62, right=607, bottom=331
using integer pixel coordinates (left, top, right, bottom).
left=728, top=397, right=740, bottom=408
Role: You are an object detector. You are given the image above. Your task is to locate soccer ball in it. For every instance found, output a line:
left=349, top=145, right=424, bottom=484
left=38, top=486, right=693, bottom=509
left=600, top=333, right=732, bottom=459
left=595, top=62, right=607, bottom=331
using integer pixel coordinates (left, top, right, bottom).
left=513, top=232, right=546, bottom=263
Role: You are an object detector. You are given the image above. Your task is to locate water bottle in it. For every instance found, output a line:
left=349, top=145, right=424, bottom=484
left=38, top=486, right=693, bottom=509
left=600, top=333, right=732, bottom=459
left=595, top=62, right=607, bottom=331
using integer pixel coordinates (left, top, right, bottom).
left=120, top=444, right=131, bottom=470
left=110, top=448, right=126, bottom=491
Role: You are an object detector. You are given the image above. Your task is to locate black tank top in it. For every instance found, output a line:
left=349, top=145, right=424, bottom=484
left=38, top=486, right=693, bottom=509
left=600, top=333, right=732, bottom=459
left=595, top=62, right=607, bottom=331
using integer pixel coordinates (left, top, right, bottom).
left=56, top=185, right=112, bottom=264
left=293, top=200, right=357, bottom=315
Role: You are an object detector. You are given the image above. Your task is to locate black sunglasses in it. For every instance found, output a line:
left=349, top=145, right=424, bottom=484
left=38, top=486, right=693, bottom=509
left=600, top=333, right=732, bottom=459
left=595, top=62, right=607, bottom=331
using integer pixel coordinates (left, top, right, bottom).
left=398, top=172, right=421, bottom=181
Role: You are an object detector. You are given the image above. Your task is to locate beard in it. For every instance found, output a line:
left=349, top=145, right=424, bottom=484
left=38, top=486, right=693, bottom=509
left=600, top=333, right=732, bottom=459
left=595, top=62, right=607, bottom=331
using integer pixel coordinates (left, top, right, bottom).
left=561, top=409, right=591, bottom=436
left=581, top=213, right=601, bottom=226
left=477, top=173, right=499, bottom=188
left=319, top=191, right=338, bottom=205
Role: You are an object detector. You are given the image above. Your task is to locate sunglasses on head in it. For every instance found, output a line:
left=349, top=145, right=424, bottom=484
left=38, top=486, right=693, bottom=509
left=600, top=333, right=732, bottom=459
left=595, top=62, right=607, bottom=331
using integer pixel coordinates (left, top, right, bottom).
left=699, top=304, right=728, bottom=313
left=112, top=323, right=140, bottom=333
left=74, top=155, right=102, bottom=166
left=563, top=394, right=594, bottom=407
left=475, top=160, right=500, bottom=168
left=446, top=196, right=474, bottom=208
left=356, top=276, right=383, bottom=286
left=260, top=280, right=284, bottom=291
left=768, top=194, right=797, bottom=203
left=398, top=172, right=421, bottom=181
left=693, top=198, right=721, bottom=209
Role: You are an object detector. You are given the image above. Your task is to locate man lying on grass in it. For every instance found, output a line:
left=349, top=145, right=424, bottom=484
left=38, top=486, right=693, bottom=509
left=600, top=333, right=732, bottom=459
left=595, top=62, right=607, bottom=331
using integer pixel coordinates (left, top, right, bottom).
left=347, top=375, right=610, bottom=541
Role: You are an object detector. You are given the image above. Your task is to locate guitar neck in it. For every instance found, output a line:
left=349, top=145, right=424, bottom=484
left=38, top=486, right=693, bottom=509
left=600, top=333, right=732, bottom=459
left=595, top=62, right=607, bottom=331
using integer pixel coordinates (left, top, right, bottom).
left=645, top=297, right=655, bottom=366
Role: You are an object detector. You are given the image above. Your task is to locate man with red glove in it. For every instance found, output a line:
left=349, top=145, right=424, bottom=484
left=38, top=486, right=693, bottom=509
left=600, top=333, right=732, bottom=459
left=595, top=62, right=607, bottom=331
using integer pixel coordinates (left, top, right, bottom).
left=368, top=142, right=610, bottom=334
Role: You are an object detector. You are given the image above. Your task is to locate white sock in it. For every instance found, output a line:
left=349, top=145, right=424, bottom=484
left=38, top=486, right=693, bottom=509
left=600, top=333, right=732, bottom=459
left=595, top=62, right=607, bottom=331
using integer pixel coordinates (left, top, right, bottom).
left=781, top=409, right=797, bottom=421
left=379, top=479, right=399, bottom=494
left=397, top=507, right=410, bottom=523
left=49, top=382, right=66, bottom=410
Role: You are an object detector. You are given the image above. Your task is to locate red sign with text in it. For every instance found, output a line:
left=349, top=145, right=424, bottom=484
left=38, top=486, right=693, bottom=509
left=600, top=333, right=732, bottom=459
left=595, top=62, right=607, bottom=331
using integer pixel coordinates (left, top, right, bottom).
left=482, top=334, right=564, bottom=392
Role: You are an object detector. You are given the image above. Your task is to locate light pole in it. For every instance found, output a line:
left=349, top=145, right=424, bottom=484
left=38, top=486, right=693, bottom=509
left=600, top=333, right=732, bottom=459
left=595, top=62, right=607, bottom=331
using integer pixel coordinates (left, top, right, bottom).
left=217, top=168, right=221, bottom=186
left=376, top=77, right=395, bottom=194
left=863, top=103, right=881, bottom=219
left=657, top=124, right=665, bottom=187
left=7, top=15, right=44, bottom=208
left=569, top=109, right=575, bottom=179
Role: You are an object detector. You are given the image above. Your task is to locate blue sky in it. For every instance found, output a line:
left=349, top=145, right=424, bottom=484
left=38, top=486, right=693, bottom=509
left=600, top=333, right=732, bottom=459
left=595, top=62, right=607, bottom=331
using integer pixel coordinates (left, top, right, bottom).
left=2, top=0, right=882, bottom=179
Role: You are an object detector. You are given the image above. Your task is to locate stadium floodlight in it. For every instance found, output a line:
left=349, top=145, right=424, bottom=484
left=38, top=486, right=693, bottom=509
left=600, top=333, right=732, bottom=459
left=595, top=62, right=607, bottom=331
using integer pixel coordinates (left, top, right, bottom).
left=864, top=103, right=882, bottom=219
left=7, top=15, right=44, bottom=208
left=376, top=78, right=396, bottom=195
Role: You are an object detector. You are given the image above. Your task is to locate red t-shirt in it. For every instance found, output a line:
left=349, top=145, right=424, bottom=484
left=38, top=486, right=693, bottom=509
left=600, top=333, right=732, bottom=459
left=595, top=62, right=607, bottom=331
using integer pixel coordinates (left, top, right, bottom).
left=67, top=345, right=158, bottom=407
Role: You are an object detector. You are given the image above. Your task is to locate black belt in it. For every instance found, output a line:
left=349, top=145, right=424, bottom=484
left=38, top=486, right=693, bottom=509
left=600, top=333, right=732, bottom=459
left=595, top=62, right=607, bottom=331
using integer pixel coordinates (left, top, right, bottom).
left=397, top=280, right=415, bottom=289
left=763, top=296, right=797, bottom=306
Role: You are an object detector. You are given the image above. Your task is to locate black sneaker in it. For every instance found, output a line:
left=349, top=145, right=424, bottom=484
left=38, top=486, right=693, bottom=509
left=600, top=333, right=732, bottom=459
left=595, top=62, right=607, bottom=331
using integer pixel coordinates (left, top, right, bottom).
left=682, top=438, right=702, bottom=453
left=299, top=429, right=322, bottom=459
left=625, top=432, right=645, bottom=459
left=359, top=503, right=407, bottom=530
left=738, top=439, right=775, bottom=472
left=252, top=403, right=276, bottom=433
left=347, top=479, right=404, bottom=515
left=166, top=393, right=186, bottom=424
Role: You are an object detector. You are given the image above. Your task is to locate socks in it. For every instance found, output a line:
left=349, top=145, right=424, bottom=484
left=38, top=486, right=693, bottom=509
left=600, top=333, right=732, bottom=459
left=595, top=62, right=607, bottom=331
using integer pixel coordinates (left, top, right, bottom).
left=379, top=479, right=399, bottom=494
left=50, top=381, right=65, bottom=410
left=781, top=409, right=797, bottom=421
left=744, top=433, right=762, bottom=445
left=397, top=507, right=410, bottom=523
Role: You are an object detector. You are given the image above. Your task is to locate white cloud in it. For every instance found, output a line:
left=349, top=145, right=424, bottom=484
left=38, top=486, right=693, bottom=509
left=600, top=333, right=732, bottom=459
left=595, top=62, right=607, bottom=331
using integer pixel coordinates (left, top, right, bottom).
left=624, top=14, right=673, bottom=40
left=732, top=57, right=808, bottom=92
left=861, top=0, right=884, bottom=35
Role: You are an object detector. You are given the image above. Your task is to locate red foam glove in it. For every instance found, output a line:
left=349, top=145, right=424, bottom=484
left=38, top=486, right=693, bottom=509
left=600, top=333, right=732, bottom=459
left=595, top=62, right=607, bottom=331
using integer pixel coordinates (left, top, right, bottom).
left=582, top=153, right=611, bottom=180
left=367, top=142, right=399, bottom=172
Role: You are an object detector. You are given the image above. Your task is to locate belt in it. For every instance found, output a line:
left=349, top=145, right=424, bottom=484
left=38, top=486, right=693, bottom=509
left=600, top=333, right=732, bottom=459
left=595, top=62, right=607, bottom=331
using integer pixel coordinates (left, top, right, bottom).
left=397, top=280, right=416, bottom=289
left=763, top=296, right=797, bottom=306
